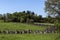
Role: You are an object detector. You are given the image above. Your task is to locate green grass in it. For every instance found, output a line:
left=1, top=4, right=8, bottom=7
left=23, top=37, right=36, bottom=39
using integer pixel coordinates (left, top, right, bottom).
left=0, top=20, right=60, bottom=40
left=34, top=22, right=54, bottom=26
left=0, top=33, right=59, bottom=40
left=0, top=22, right=47, bottom=30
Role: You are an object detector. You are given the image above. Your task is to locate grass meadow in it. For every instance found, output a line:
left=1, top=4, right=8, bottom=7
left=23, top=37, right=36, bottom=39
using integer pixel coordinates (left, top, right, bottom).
left=0, top=22, right=47, bottom=30
left=0, top=20, right=60, bottom=40
left=0, top=33, right=59, bottom=40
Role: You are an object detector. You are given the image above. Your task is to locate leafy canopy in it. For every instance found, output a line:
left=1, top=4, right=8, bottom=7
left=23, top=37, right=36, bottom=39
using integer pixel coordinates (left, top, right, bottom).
left=45, top=0, right=60, bottom=18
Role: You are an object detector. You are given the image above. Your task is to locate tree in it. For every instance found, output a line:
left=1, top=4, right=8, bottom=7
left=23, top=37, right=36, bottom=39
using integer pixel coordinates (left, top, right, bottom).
left=45, top=0, right=60, bottom=32
left=45, top=1, right=60, bottom=40
left=20, top=17, right=25, bottom=23
left=1, top=11, right=44, bottom=23
left=45, top=0, right=60, bottom=17
left=0, top=14, right=3, bottom=20
left=3, top=14, right=7, bottom=22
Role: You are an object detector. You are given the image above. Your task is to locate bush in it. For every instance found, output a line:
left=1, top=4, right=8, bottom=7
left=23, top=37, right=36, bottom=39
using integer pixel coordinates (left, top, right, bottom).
left=54, top=23, right=60, bottom=32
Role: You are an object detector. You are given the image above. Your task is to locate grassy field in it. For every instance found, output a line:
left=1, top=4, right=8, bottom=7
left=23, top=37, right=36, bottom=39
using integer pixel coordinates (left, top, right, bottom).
left=0, top=33, right=59, bottom=40
left=0, top=20, right=60, bottom=40
left=0, top=22, right=47, bottom=30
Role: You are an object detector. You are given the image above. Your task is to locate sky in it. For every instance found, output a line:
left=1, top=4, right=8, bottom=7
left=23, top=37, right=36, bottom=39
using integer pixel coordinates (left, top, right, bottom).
left=0, top=0, right=47, bottom=17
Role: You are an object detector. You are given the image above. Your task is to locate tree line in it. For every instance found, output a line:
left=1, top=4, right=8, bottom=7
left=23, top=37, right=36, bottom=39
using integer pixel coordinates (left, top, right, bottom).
left=0, top=10, right=57, bottom=23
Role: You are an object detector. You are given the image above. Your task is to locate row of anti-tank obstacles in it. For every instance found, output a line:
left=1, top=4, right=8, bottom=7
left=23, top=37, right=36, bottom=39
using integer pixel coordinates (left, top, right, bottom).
left=0, top=29, right=57, bottom=34
left=0, top=26, right=58, bottom=34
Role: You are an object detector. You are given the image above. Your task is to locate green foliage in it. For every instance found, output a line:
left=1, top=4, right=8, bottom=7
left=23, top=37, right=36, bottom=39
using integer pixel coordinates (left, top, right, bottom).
left=0, top=14, right=3, bottom=20
left=20, top=17, right=25, bottom=23
left=0, top=10, right=57, bottom=23
left=45, top=0, right=60, bottom=32
left=54, top=23, right=60, bottom=32
left=2, top=11, right=43, bottom=23
left=45, top=0, right=60, bottom=18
